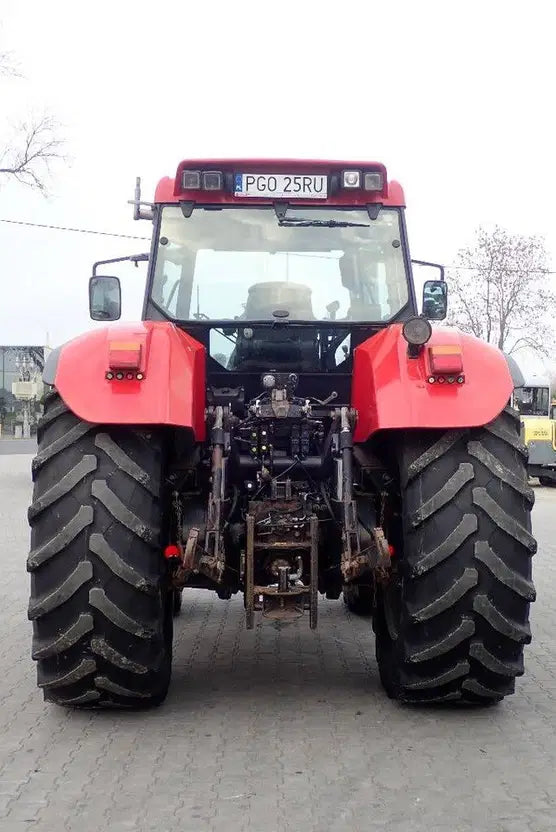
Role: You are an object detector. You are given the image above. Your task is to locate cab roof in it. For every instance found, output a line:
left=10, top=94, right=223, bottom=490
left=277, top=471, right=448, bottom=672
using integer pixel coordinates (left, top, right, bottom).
left=154, top=158, right=406, bottom=207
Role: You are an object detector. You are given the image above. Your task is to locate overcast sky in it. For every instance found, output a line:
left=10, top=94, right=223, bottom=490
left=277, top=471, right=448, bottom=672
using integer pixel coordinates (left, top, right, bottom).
left=1, top=0, right=555, bottom=352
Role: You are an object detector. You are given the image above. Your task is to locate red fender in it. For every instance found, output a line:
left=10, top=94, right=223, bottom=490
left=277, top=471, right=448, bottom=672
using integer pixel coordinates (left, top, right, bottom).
left=46, top=322, right=206, bottom=440
left=351, top=325, right=513, bottom=442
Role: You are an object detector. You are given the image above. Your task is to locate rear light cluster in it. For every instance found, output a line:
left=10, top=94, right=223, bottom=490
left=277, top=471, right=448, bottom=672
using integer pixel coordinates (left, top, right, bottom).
left=106, top=371, right=144, bottom=381
left=428, top=375, right=465, bottom=385
left=107, top=340, right=144, bottom=381
left=427, top=344, right=464, bottom=384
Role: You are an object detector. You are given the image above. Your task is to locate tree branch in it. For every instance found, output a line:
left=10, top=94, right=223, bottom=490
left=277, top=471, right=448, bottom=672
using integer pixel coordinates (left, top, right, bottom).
left=0, top=115, right=65, bottom=193
left=0, top=50, right=21, bottom=78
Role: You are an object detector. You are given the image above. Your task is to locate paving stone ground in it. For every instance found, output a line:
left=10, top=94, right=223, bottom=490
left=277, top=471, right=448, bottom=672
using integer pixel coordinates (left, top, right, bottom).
left=0, top=452, right=555, bottom=832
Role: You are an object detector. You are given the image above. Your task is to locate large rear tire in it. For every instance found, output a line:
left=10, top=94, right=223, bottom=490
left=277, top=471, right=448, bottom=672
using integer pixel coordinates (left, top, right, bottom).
left=28, top=391, right=172, bottom=708
left=375, top=406, right=536, bottom=704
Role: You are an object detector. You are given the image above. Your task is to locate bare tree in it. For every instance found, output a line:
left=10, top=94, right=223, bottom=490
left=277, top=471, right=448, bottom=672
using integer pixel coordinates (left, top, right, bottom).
left=0, top=50, right=64, bottom=192
left=0, top=49, right=20, bottom=77
left=447, top=226, right=555, bottom=355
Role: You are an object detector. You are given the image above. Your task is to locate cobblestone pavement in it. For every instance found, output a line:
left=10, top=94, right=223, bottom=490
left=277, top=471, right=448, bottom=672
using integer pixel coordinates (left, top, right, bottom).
left=1, top=453, right=555, bottom=832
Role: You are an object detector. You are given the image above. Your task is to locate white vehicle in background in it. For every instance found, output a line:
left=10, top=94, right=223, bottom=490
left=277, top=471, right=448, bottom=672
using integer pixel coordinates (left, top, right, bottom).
left=512, top=364, right=556, bottom=486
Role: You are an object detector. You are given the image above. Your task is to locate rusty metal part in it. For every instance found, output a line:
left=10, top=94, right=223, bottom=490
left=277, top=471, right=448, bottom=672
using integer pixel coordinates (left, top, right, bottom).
left=341, top=524, right=393, bottom=584
left=172, top=524, right=228, bottom=586
left=244, top=510, right=319, bottom=628
left=262, top=593, right=305, bottom=622
left=183, top=527, right=199, bottom=571
left=253, top=584, right=308, bottom=597
left=268, top=557, right=290, bottom=576
left=278, top=565, right=289, bottom=592
left=271, top=387, right=291, bottom=418
left=341, top=551, right=370, bottom=582
left=172, top=527, right=198, bottom=585
left=197, top=550, right=225, bottom=584
left=340, top=500, right=365, bottom=581
left=290, top=555, right=303, bottom=581
left=372, top=526, right=392, bottom=581
left=338, top=406, right=363, bottom=584
left=254, top=584, right=308, bottom=623
left=199, top=405, right=228, bottom=584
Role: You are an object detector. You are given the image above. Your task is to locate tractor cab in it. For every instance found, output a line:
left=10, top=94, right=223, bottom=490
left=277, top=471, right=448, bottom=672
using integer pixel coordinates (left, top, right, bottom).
left=92, top=161, right=447, bottom=402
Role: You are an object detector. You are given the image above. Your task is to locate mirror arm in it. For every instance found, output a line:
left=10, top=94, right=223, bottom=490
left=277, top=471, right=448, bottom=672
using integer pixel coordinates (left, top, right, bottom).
left=92, top=253, right=149, bottom=276
left=411, top=259, right=445, bottom=281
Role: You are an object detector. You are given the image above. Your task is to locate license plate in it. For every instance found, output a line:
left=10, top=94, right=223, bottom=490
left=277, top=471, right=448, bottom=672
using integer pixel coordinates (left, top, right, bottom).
left=234, top=173, right=327, bottom=199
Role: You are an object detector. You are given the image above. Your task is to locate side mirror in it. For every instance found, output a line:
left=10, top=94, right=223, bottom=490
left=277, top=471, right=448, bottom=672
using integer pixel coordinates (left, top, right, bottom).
left=422, top=279, right=448, bottom=320
left=89, top=276, right=121, bottom=321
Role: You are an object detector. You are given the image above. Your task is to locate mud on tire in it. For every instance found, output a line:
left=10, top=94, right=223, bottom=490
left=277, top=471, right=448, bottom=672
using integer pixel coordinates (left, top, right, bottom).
left=375, top=406, right=536, bottom=705
left=28, top=391, right=172, bottom=708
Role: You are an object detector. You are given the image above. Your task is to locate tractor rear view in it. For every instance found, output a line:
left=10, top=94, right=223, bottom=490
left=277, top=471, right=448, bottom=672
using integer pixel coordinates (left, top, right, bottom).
left=28, top=160, right=536, bottom=708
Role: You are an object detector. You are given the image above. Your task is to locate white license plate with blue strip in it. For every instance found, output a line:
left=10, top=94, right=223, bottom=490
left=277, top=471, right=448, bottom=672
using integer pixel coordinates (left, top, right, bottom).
left=234, top=173, right=327, bottom=199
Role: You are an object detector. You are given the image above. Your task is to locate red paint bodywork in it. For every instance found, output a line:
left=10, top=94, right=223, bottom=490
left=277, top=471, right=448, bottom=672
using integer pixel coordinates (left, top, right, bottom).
left=351, top=325, right=513, bottom=442
left=154, top=159, right=405, bottom=207
left=53, top=321, right=512, bottom=445
left=54, top=322, right=206, bottom=440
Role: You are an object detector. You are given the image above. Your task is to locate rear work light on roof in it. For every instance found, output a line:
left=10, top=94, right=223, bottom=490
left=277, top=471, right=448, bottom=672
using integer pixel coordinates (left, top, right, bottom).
left=202, top=171, right=223, bottom=190
left=341, top=169, right=384, bottom=191
left=342, top=170, right=361, bottom=188
left=182, top=170, right=201, bottom=189
left=182, top=170, right=224, bottom=190
left=364, top=172, right=383, bottom=191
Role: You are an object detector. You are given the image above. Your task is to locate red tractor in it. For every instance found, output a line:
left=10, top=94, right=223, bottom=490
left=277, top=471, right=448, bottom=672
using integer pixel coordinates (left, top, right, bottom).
left=28, top=160, right=536, bottom=708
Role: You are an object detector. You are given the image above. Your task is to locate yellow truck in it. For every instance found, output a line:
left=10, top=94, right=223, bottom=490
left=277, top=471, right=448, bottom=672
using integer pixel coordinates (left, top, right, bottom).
left=512, top=368, right=556, bottom=485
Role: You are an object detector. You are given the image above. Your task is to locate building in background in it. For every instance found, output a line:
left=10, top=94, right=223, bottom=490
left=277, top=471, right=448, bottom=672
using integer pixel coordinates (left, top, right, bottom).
left=0, top=346, right=50, bottom=438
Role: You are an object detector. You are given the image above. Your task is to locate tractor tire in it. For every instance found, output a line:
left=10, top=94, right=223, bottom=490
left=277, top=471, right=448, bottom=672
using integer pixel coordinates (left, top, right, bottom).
left=375, top=406, right=536, bottom=705
left=343, top=584, right=374, bottom=617
left=27, top=391, right=172, bottom=708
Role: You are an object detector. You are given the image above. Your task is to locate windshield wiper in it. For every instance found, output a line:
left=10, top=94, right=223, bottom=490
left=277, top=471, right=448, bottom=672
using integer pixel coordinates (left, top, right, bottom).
left=278, top=217, right=370, bottom=228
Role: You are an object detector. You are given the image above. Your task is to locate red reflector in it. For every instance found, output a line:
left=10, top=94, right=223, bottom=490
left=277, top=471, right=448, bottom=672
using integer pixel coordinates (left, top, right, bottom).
left=109, top=341, right=142, bottom=370
left=428, top=345, right=463, bottom=375
left=163, top=544, right=180, bottom=559
left=388, top=544, right=395, bottom=557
